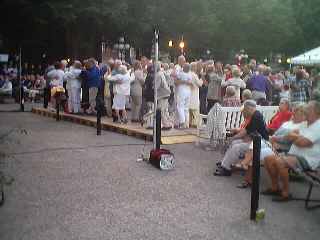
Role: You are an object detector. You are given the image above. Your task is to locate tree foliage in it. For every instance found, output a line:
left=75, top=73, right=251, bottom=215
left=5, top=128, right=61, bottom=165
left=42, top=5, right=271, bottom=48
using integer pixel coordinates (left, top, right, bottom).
left=0, top=0, right=318, bottom=62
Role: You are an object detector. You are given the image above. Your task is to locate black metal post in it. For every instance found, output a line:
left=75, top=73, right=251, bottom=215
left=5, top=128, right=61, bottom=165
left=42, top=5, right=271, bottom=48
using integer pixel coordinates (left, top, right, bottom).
left=20, top=85, right=24, bottom=112
left=18, top=47, right=24, bottom=112
left=43, top=87, right=48, bottom=108
left=56, top=101, right=60, bottom=121
left=250, top=134, right=261, bottom=220
left=156, top=109, right=161, bottom=150
left=97, top=108, right=102, bottom=136
left=96, top=95, right=104, bottom=136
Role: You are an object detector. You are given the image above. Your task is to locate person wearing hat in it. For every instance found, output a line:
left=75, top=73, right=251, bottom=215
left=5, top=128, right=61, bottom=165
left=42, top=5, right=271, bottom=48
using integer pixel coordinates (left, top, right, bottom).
left=214, top=100, right=269, bottom=176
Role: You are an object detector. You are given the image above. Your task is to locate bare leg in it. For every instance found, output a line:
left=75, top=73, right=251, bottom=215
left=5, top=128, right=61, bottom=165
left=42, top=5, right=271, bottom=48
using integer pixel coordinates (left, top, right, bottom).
left=264, top=155, right=280, bottom=192
left=276, top=156, right=298, bottom=198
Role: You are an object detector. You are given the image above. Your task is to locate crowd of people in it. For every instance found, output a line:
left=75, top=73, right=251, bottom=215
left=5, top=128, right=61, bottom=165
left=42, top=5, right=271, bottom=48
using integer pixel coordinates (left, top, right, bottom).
left=1, top=54, right=320, bottom=203
left=0, top=65, right=46, bottom=103
left=28, top=55, right=319, bottom=131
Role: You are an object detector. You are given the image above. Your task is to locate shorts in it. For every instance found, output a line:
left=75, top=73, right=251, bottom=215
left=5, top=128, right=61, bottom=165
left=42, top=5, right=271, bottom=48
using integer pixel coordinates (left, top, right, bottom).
left=288, top=154, right=311, bottom=171
left=112, top=94, right=126, bottom=110
left=296, top=155, right=312, bottom=171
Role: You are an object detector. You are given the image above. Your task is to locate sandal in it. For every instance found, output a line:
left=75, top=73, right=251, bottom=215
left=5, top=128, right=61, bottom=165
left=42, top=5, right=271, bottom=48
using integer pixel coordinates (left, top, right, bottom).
left=234, top=163, right=249, bottom=171
left=237, top=182, right=251, bottom=189
left=261, top=188, right=281, bottom=196
left=272, top=194, right=293, bottom=202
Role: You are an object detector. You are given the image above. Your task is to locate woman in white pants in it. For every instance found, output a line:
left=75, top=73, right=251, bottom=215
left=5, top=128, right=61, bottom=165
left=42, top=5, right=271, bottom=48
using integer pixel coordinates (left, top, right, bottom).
left=175, top=63, right=192, bottom=129
left=64, top=61, right=82, bottom=114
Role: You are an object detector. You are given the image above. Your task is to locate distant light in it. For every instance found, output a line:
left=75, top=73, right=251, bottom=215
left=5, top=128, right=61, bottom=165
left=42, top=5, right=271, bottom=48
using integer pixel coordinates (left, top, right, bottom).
left=168, top=40, right=173, bottom=47
left=264, top=58, right=268, bottom=63
left=278, top=59, right=282, bottom=64
left=179, top=41, right=185, bottom=49
left=286, top=58, right=291, bottom=64
left=67, top=58, right=71, bottom=63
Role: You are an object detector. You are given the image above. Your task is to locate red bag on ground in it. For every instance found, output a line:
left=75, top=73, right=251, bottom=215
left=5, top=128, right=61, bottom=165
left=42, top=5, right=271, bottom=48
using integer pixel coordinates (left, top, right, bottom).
left=149, top=149, right=175, bottom=170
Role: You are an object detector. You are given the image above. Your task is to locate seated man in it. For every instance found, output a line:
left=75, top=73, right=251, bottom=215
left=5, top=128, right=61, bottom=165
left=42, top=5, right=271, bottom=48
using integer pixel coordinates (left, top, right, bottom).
left=214, top=100, right=269, bottom=176
left=263, top=100, right=320, bottom=201
left=267, top=98, right=292, bottom=134
left=236, top=104, right=307, bottom=188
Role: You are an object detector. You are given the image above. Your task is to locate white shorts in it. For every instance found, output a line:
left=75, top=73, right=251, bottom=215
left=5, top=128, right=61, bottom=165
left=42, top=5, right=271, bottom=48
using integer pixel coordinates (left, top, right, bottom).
left=112, top=94, right=126, bottom=110
left=249, top=141, right=274, bottom=162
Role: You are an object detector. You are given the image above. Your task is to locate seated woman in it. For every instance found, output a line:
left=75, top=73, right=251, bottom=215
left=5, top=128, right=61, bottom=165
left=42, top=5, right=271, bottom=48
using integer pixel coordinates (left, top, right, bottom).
left=235, top=104, right=307, bottom=188
left=222, top=86, right=242, bottom=107
left=267, top=98, right=292, bottom=134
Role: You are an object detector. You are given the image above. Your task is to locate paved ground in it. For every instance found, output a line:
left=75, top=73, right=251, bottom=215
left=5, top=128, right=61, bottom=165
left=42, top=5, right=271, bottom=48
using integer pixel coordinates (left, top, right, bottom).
left=0, top=103, right=319, bottom=240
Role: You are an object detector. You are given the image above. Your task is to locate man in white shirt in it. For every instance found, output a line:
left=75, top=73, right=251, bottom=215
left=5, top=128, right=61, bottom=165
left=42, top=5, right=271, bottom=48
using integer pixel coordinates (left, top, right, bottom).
left=263, top=100, right=320, bottom=201
left=176, top=63, right=192, bottom=128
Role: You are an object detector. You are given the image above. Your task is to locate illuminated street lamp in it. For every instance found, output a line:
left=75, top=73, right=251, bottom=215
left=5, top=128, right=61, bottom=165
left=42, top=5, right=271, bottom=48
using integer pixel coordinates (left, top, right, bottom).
left=179, top=37, right=185, bottom=55
left=286, top=58, right=291, bottom=64
left=168, top=40, right=174, bottom=62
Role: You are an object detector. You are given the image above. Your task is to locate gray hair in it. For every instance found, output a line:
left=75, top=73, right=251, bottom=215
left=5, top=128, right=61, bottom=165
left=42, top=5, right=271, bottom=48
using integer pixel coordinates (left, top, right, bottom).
left=232, top=68, right=241, bottom=78
left=226, top=86, right=236, bottom=97
left=183, top=63, right=191, bottom=73
left=257, top=64, right=266, bottom=74
left=280, top=98, right=291, bottom=109
left=292, top=103, right=306, bottom=114
left=118, top=65, right=127, bottom=74
left=190, top=62, right=198, bottom=72
left=242, top=89, right=252, bottom=100
left=243, top=99, right=257, bottom=109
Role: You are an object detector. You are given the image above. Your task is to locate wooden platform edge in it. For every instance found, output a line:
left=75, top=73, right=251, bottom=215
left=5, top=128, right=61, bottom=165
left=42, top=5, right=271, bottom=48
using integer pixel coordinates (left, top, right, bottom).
left=32, top=107, right=153, bottom=142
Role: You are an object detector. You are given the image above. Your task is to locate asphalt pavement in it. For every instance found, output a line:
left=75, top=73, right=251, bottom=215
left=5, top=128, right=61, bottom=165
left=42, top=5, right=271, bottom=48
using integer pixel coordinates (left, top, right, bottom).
left=0, top=103, right=319, bottom=240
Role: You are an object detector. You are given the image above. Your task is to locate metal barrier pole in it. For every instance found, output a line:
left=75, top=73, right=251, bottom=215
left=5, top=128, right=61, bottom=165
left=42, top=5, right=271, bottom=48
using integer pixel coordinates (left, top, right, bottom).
left=43, top=88, right=48, bottom=108
left=250, top=133, right=261, bottom=220
left=56, top=98, right=60, bottom=121
left=97, top=108, right=102, bottom=136
left=156, top=109, right=161, bottom=150
left=19, top=47, right=24, bottom=112
left=20, top=85, right=24, bottom=112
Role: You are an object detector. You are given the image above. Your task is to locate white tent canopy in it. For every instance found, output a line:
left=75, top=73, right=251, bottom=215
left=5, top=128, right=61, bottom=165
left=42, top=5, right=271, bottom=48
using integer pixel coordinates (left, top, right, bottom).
left=291, top=46, right=320, bottom=66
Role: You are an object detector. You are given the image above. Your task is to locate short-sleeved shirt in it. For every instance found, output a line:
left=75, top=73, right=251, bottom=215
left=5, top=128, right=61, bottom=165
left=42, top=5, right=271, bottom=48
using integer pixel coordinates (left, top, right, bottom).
left=245, top=110, right=269, bottom=141
left=290, top=79, right=310, bottom=104
left=289, top=119, right=320, bottom=170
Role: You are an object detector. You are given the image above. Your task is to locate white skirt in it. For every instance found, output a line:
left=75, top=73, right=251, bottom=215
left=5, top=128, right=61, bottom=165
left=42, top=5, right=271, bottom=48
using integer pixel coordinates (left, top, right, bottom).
left=112, top=94, right=127, bottom=110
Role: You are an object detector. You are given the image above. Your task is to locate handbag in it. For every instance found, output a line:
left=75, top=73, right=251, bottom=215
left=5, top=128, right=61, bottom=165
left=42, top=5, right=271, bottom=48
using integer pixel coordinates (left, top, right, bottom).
left=149, top=149, right=175, bottom=170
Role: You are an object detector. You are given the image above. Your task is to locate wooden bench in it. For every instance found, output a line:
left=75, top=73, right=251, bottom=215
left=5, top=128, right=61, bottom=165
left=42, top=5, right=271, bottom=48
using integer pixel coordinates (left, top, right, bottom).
left=197, top=106, right=279, bottom=141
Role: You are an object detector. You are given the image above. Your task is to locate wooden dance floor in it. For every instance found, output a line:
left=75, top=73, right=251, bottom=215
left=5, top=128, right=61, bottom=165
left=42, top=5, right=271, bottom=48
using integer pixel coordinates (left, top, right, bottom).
left=31, top=108, right=198, bottom=145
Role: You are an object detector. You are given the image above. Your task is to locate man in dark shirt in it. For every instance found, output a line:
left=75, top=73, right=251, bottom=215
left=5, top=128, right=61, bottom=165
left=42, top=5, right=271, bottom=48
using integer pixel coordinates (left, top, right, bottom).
left=214, top=100, right=269, bottom=176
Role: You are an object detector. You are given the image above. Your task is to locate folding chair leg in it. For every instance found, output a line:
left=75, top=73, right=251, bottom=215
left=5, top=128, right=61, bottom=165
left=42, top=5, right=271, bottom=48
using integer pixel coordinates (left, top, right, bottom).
left=305, top=183, right=320, bottom=210
left=291, top=182, right=320, bottom=210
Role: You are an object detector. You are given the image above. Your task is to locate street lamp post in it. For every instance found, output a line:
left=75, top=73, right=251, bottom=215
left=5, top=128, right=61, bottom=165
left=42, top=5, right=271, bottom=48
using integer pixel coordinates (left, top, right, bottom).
left=114, top=37, right=130, bottom=62
left=235, top=49, right=249, bottom=66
